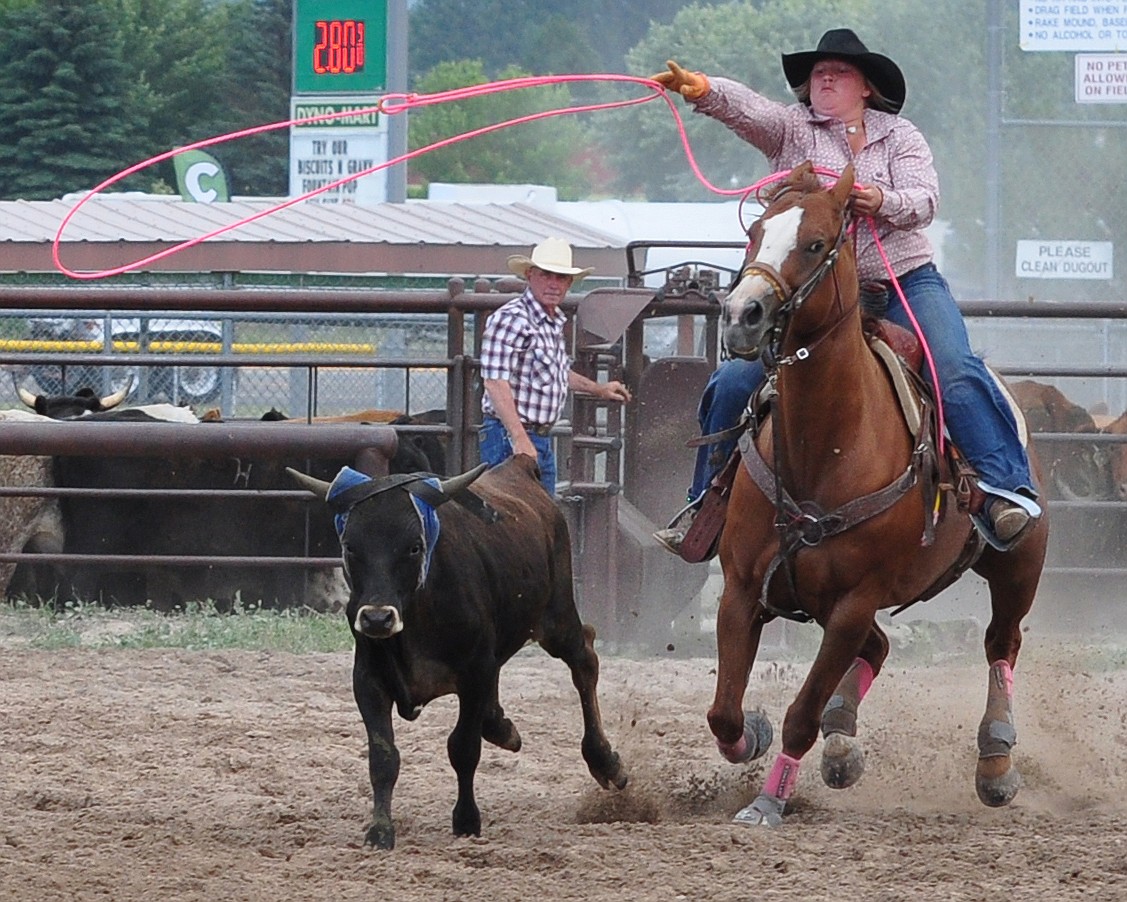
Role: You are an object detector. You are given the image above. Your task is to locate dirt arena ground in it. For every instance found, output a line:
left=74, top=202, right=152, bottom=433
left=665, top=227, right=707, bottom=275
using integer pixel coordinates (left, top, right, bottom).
left=2, top=619, right=1126, bottom=901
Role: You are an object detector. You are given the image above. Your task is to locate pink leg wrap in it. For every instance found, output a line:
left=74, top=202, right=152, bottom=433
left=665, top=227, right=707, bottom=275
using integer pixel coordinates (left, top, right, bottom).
left=763, top=752, right=801, bottom=801
left=852, top=658, right=875, bottom=701
left=990, top=659, right=1014, bottom=699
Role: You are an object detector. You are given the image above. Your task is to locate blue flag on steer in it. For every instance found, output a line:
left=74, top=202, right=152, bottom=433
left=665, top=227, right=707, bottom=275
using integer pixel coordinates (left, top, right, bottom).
left=327, top=467, right=442, bottom=581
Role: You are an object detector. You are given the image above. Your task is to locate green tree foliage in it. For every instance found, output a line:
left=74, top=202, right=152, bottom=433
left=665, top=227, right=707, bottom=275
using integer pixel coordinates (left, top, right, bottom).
left=408, top=59, right=598, bottom=200
left=408, top=0, right=697, bottom=82
left=0, top=0, right=292, bottom=200
left=112, top=0, right=237, bottom=192
left=217, top=0, right=293, bottom=195
left=606, top=0, right=874, bottom=201
left=0, top=0, right=145, bottom=199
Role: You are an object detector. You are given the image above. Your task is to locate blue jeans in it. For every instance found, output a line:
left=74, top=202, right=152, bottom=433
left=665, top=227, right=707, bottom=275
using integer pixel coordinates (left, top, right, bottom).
left=479, top=415, right=557, bottom=494
left=689, top=264, right=1035, bottom=502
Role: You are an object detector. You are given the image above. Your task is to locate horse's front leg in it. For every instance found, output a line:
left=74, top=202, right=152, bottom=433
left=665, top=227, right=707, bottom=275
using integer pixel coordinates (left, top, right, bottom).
left=820, top=624, right=889, bottom=789
left=734, top=596, right=874, bottom=827
left=707, top=580, right=773, bottom=766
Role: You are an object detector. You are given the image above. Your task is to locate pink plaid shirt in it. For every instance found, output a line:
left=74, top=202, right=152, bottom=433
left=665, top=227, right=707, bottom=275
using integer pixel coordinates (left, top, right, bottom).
left=695, top=77, right=938, bottom=282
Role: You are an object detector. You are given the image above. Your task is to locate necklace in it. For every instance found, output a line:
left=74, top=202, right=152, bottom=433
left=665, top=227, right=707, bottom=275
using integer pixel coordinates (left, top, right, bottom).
left=845, top=124, right=860, bottom=134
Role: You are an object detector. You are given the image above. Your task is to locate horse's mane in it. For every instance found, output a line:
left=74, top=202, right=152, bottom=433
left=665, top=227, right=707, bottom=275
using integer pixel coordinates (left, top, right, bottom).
left=762, top=168, right=824, bottom=206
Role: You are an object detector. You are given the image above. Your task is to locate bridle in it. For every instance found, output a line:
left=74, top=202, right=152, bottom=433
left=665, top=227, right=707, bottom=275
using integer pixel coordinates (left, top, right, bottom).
left=736, top=203, right=855, bottom=370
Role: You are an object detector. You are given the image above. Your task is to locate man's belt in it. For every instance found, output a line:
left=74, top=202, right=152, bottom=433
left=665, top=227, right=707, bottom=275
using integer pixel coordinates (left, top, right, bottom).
left=521, top=421, right=554, bottom=437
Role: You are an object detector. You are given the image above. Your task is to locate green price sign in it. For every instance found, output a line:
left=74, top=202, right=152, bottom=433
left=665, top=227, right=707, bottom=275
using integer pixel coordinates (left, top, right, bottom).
left=294, top=0, right=387, bottom=95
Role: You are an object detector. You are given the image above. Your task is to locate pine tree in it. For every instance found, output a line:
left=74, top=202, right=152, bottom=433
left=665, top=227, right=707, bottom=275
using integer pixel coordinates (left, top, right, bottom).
left=0, top=0, right=146, bottom=199
left=218, top=0, right=293, bottom=196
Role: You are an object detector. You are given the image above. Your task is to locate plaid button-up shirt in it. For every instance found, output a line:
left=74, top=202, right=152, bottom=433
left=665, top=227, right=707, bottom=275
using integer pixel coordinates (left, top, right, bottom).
left=695, top=78, right=938, bottom=282
left=480, top=289, right=571, bottom=426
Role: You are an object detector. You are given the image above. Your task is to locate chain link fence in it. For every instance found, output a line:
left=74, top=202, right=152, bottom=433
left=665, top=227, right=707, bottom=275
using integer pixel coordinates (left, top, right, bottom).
left=0, top=309, right=457, bottom=419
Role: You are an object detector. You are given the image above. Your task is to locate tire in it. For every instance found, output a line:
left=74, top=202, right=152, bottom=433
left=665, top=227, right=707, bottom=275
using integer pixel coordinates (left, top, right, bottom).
left=106, top=366, right=142, bottom=400
left=171, top=364, right=221, bottom=404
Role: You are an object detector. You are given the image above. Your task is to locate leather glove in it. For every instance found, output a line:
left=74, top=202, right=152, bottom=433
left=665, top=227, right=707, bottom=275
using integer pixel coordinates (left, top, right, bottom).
left=650, top=60, right=710, bottom=101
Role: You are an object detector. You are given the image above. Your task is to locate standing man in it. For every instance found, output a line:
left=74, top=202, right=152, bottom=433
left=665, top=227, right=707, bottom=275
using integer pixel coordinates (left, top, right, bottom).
left=480, top=237, right=632, bottom=494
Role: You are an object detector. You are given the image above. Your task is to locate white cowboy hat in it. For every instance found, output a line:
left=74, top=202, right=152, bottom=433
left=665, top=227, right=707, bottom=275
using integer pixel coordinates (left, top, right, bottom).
left=507, top=237, right=594, bottom=280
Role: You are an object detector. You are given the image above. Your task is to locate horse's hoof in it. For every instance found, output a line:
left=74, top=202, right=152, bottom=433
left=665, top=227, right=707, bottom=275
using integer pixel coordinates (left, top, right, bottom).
left=733, top=793, right=785, bottom=828
left=717, top=710, right=774, bottom=764
left=364, top=819, right=396, bottom=850
left=976, top=759, right=1022, bottom=807
left=821, top=732, right=865, bottom=789
left=587, top=748, right=629, bottom=791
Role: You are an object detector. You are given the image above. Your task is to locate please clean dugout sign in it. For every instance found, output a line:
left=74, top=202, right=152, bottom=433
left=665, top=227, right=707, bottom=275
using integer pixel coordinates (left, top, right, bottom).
left=1015, top=240, right=1114, bottom=279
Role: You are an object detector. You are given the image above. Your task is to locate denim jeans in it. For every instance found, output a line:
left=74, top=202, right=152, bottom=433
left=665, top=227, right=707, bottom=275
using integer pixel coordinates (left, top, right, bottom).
left=688, top=263, right=1034, bottom=502
left=479, top=415, right=557, bottom=494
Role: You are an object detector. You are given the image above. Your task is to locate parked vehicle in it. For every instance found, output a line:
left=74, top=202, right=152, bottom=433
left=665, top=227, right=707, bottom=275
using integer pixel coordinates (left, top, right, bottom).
left=27, top=315, right=224, bottom=404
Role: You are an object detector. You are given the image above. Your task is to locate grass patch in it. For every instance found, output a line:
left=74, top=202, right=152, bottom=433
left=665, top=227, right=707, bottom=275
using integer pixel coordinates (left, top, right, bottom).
left=0, top=597, right=352, bottom=653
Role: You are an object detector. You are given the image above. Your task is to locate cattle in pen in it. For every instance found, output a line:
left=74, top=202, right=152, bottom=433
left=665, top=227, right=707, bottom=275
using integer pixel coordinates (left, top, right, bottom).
left=1009, top=380, right=1112, bottom=502
left=1100, top=409, right=1127, bottom=501
left=0, top=410, right=64, bottom=599
left=287, top=454, right=628, bottom=849
left=7, top=388, right=396, bottom=611
left=1, top=384, right=142, bottom=598
left=254, top=406, right=448, bottom=475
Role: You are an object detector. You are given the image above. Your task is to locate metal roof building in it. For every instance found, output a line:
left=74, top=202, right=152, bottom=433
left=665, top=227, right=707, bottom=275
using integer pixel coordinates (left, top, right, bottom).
left=0, top=195, right=629, bottom=279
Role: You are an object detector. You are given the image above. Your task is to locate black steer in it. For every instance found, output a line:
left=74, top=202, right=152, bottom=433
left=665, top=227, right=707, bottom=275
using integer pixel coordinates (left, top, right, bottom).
left=288, top=455, right=628, bottom=849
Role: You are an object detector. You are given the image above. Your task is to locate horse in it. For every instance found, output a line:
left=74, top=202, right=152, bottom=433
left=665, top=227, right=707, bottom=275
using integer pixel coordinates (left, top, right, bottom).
left=708, top=161, right=1049, bottom=827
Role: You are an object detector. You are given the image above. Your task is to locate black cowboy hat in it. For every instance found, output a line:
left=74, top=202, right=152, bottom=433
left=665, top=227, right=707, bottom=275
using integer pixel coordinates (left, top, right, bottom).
left=781, top=28, right=906, bottom=114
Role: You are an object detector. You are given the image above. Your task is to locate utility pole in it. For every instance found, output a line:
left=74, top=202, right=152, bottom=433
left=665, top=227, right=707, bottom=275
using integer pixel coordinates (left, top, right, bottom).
left=985, top=1, right=1002, bottom=300
left=386, top=0, right=408, bottom=203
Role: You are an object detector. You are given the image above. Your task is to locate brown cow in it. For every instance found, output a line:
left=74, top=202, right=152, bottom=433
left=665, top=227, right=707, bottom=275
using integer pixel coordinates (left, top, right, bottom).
left=1101, top=409, right=1127, bottom=501
left=1009, top=380, right=1112, bottom=501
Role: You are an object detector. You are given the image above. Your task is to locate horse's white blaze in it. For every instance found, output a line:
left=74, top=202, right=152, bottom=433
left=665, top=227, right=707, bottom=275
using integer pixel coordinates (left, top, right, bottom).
left=727, top=205, right=804, bottom=318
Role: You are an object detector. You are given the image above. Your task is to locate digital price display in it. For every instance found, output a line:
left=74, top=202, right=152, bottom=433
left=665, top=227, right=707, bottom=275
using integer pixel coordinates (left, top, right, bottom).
left=313, top=19, right=365, bottom=75
left=294, top=0, right=386, bottom=94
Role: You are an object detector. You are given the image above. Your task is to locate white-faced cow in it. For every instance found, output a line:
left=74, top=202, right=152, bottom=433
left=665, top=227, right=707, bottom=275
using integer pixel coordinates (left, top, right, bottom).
left=288, top=454, right=628, bottom=849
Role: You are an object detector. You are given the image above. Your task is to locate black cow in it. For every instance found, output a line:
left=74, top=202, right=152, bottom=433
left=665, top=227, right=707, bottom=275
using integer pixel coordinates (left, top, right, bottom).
left=287, top=455, right=628, bottom=849
left=9, top=389, right=381, bottom=611
left=19, top=384, right=130, bottom=419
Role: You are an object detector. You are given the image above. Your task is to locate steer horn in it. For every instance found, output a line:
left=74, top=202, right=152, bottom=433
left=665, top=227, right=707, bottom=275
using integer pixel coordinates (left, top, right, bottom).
left=99, top=381, right=132, bottom=410
left=17, top=381, right=130, bottom=411
left=286, top=467, right=332, bottom=499
left=17, top=386, right=38, bottom=409
left=438, top=463, right=488, bottom=496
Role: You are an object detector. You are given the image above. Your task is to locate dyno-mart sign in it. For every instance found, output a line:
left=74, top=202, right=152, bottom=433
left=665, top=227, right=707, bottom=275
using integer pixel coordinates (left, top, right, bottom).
left=1016, top=240, right=1114, bottom=279
left=288, top=97, right=387, bottom=205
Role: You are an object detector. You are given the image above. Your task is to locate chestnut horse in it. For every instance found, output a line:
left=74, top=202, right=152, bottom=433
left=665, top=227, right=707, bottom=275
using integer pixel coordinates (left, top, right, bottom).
left=709, top=162, right=1049, bottom=827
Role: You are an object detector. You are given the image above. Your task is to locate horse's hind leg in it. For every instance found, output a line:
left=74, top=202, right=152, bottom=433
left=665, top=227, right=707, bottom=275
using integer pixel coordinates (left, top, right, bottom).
left=973, top=538, right=1045, bottom=807
left=976, top=659, right=1021, bottom=806
left=820, top=624, right=889, bottom=789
